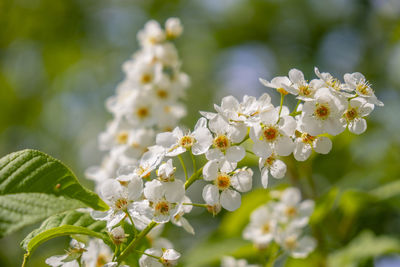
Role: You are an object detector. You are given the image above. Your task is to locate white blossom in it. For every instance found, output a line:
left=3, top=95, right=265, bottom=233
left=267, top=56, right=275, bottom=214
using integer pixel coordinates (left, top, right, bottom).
left=202, top=160, right=252, bottom=211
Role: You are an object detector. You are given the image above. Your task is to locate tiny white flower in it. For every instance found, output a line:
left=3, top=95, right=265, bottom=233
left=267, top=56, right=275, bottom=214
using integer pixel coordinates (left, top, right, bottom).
left=259, top=76, right=292, bottom=95
left=137, top=20, right=166, bottom=47
left=314, top=67, right=351, bottom=97
left=157, top=159, right=176, bottom=182
left=81, top=239, right=113, bottom=267
left=202, top=160, right=252, bottom=211
left=91, top=175, right=143, bottom=230
left=142, top=179, right=185, bottom=223
left=243, top=205, right=277, bottom=248
left=250, top=106, right=296, bottom=158
left=139, top=248, right=181, bottom=267
left=282, top=69, right=320, bottom=99
left=275, top=188, right=315, bottom=228
left=213, top=94, right=274, bottom=125
left=344, top=72, right=384, bottom=106
left=275, top=227, right=316, bottom=259
left=45, top=239, right=85, bottom=267
left=206, top=114, right=247, bottom=163
left=300, top=87, right=346, bottom=136
left=343, top=97, right=374, bottom=134
left=156, top=117, right=212, bottom=156
left=258, top=153, right=287, bottom=188
left=165, top=18, right=183, bottom=39
left=293, top=130, right=332, bottom=161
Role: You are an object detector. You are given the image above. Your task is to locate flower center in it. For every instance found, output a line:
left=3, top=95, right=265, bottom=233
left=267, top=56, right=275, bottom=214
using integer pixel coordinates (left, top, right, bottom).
left=285, top=236, right=298, bottom=250
left=314, top=104, right=330, bottom=120
left=277, top=87, right=289, bottom=95
left=328, top=78, right=341, bottom=91
left=114, top=198, right=129, bottom=211
left=299, top=84, right=311, bottom=96
left=156, top=89, right=169, bottom=99
left=301, top=133, right=316, bottom=144
left=136, top=107, right=150, bottom=119
left=285, top=206, right=297, bottom=217
left=116, top=131, right=129, bottom=144
left=179, top=135, right=195, bottom=149
left=141, top=73, right=153, bottom=84
left=264, top=154, right=276, bottom=167
left=96, top=254, right=109, bottom=267
left=155, top=201, right=170, bottom=215
left=263, top=126, right=279, bottom=142
left=261, top=223, right=271, bottom=234
left=215, top=173, right=231, bottom=190
left=344, top=107, right=358, bottom=121
left=213, top=135, right=230, bottom=150
left=356, top=82, right=372, bottom=96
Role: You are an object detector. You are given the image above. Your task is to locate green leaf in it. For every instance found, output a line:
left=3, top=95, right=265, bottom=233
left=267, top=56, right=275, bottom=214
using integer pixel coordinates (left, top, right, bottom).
left=0, top=193, right=84, bottom=237
left=370, top=179, right=400, bottom=201
left=327, top=231, right=400, bottom=267
left=21, top=210, right=111, bottom=265
left=0, top=149, right=108, bottom=236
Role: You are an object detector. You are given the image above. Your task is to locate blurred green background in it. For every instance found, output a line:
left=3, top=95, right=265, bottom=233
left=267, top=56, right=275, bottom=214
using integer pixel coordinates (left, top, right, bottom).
left=1, top=0, right=400, bottom=266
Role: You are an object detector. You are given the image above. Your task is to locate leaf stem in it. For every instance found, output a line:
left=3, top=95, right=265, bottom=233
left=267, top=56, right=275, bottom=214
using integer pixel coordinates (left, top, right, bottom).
left=184, top=167, right=203, bottom=190
left=125, top=211, right=138, bottom=236
left=117, top=221, right=158, bottom=263
left=277, top=93, right=285, bottom=123
left=190, top=150, right=197, bottom=178
left=182, top=202, right=208, bottom=208
left=178, top=155, right=188, bottom=181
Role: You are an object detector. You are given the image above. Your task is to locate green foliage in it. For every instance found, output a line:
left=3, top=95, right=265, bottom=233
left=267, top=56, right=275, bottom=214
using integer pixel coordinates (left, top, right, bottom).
left=0, top=193, right=84, bottom=238
left=183, top=237, right=249, bottom=267
left=327, top=231, right=400, bottom=267
left=21, top=210, right=111, bottom=266
left=0, top=149, right=108, bottom=237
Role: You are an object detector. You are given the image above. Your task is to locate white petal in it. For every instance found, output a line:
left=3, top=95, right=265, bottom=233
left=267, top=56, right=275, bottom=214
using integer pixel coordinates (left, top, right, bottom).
left=261, top=167, right=269, bottom=188
left=192, top=127, right=212, bottom=155
left=324, top=118, right=346, bottom=136
left=228, top=124, right=248, bottom=143
left=281, top=187, right=301, bottom=205
left=156, top=131, right=177, bottom=148
left=202, top=184, right=219, bottom=205
left=220, top=189, right=241, bottom=211
left=231, top=169, right=253, bottom=192
left=275, top=136, right=294, bottom=156
left=314, top=136, right=332, bottom=154
left=289, top=68, right=305, bottom=84
left=225, top=146, right=246, bottom=162
left=164, top=180, right=185, bottom=203
left=294, top=141, right=312, bottom=161
left=180, top=217, right=195, bottom=235
left=128, top=176, right=143, bottom=201
left=205, top=148, right=224, bottom=161
left=252, top=140, right=272, bottom=158
left=270, top=159, right=287, bottom=179
left=349, top=118, right=367, bottom=135
left=292, top=236, right=316, bottom=258
left=203, top=160, right=219, bottom=181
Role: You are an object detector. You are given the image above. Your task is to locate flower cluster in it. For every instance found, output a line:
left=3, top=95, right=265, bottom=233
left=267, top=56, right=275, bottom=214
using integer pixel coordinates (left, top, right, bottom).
left=243, top=187, right=316, bottom=259
left=46, top=18, right=384, bottom=267
left=85, top=17, right=189, bottom=190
